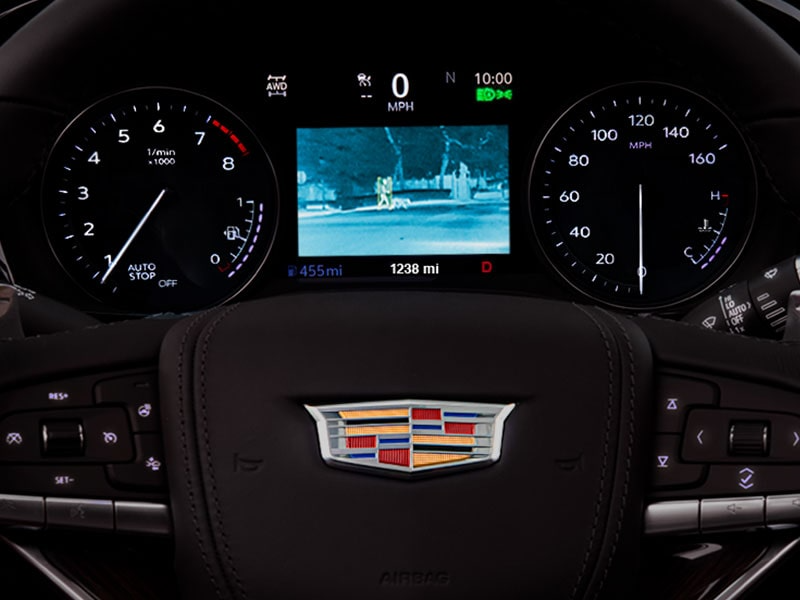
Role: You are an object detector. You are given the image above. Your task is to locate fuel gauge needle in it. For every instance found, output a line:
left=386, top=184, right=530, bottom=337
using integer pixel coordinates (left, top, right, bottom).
left=101, top=188, right=167, bottom=284
left=638, top=183, right=645, bottom=295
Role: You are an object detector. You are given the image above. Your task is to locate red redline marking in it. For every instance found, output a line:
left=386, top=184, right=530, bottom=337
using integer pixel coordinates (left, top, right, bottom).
left=210, top=119, right=248, bottom=156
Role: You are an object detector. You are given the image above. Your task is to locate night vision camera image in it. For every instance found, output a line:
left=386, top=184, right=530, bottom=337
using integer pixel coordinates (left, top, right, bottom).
left=297, top=125, right=510, bottom=257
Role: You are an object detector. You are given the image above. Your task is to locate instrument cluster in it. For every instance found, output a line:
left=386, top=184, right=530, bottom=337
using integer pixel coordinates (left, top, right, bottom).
left=33, top=71, right=760, bottom=316
left=5, top=3, right=787, bottom=320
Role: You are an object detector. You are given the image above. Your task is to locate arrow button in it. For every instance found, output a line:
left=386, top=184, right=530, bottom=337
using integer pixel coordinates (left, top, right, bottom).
left=651, top=434, right=704, bottom=489
left=738, top=467, right=755, bottom=490
left=702, top=497, right=764, bottom=532
left=682, top=408, right=726, bottom=462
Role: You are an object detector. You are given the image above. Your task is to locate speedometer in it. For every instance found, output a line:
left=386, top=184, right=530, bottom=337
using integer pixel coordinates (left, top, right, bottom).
left=528, top=81, right=756, bottom=309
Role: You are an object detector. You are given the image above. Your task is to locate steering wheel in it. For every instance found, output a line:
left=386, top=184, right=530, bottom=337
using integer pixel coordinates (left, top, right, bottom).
left=2, top=1, right=800, bottom=599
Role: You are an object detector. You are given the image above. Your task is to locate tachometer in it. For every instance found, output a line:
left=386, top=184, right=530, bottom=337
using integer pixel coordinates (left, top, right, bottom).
left=42, top=87, right=278, bottom=314
left=529, top=81, right=756, bottom=309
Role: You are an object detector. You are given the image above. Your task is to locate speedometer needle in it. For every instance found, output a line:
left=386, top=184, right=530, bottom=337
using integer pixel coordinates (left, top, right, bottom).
left=101, top=188, right=167, bottom=284
left=638, top=183, right=645, bottom=295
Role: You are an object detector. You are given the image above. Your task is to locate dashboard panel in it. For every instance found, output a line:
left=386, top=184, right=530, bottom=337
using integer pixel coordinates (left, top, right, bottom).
left=6, top=2, right=800, bottom=600
left=1, top=0, right=797, bottom=321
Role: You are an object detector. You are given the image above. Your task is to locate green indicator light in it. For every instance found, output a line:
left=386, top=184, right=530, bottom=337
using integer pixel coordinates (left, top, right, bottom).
left=476, top=87, right=513, bottom=102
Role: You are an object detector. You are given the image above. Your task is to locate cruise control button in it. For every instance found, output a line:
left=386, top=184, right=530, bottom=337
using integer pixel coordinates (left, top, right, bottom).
left=81, top=407, right=133, bottom=461
left=0, top=377, right=94, bottom=415
left=106, top=433, right=166, bottom=490
left=728, top=421, right=769, bottom=457
left=46, top=497, right=113, bottom=531
left=95, top=372, right=159, bottom=433
left=41, top=419, right=84, bottom=457
left=0, top=413, right=41, bottom=461
left=0, top=465, right=116, bottom=497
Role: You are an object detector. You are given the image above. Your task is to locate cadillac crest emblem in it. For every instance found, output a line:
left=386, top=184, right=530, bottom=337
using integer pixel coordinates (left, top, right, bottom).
left=305, top=400, right=514, bottom=475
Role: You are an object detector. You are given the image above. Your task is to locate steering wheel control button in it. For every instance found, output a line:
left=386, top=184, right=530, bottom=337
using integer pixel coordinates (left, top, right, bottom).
left=0, top=494, right=44, bottom=528
left=41, top=419, right=84, bottom=457
left=106, top=433, right=165, bottom=489
left=115, top=501, right=171, bottom=535
left=682, top=408, right=728, bottom=462
left=728, top=421, right=769, bottom=456
left=0, top=465, right=115, bottom=497
left=0, top=413, right=41, bottom=461
left=644, top=500, right=699, bottom=535
left=0, top=376, right=95, bottom=415
left=95, top=372, right=159, bottom=433
left=699, top=465, right=800, bottom=495
left=684, top=408, right=800, bottom=462
left=766, top=494, right=800, bottom=526
left=46, top=497, right=113, bottom=531
left=2, top=407, right=132, bottom=463
left=765, top=415, right=800, bottom=459
left=655, top=375, right=717, bottom=433
left=651, top=435, right=704, bottom=488
left=700, top=497, right=765, bottom=532
left=81, top=407, right=133, bottom=461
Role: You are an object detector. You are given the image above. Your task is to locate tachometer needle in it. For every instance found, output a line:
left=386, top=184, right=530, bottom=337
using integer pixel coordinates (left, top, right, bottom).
left=638, top=183, right=645, bottom=295
left=101, top=188, right=167, bottom=284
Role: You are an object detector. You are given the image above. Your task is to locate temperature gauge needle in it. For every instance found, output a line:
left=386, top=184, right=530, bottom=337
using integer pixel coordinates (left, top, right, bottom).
left=101, top=188, right=167, bottom=284
left=638, top=183, right=645, bottom=295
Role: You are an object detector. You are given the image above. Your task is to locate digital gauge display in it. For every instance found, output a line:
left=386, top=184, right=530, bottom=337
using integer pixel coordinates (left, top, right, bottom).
left=38, top=70, right=761, bottom=315
left=528, top=81, right=757, bottom=309
left=41, top=87, right=279, bottom=314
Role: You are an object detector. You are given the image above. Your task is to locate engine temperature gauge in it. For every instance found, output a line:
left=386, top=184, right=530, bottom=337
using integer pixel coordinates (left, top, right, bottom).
left=529, top=81, right=757, bottom=309
left=42, top=87, right=278, bottom=314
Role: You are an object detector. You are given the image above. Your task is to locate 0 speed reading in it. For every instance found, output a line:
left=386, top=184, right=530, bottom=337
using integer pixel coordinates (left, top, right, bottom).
left=390, top=262, right=440, bottom=276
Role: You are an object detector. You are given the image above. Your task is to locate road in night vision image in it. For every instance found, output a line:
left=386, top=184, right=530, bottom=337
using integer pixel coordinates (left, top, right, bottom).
left=297, top=125, right=510, bottom=257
